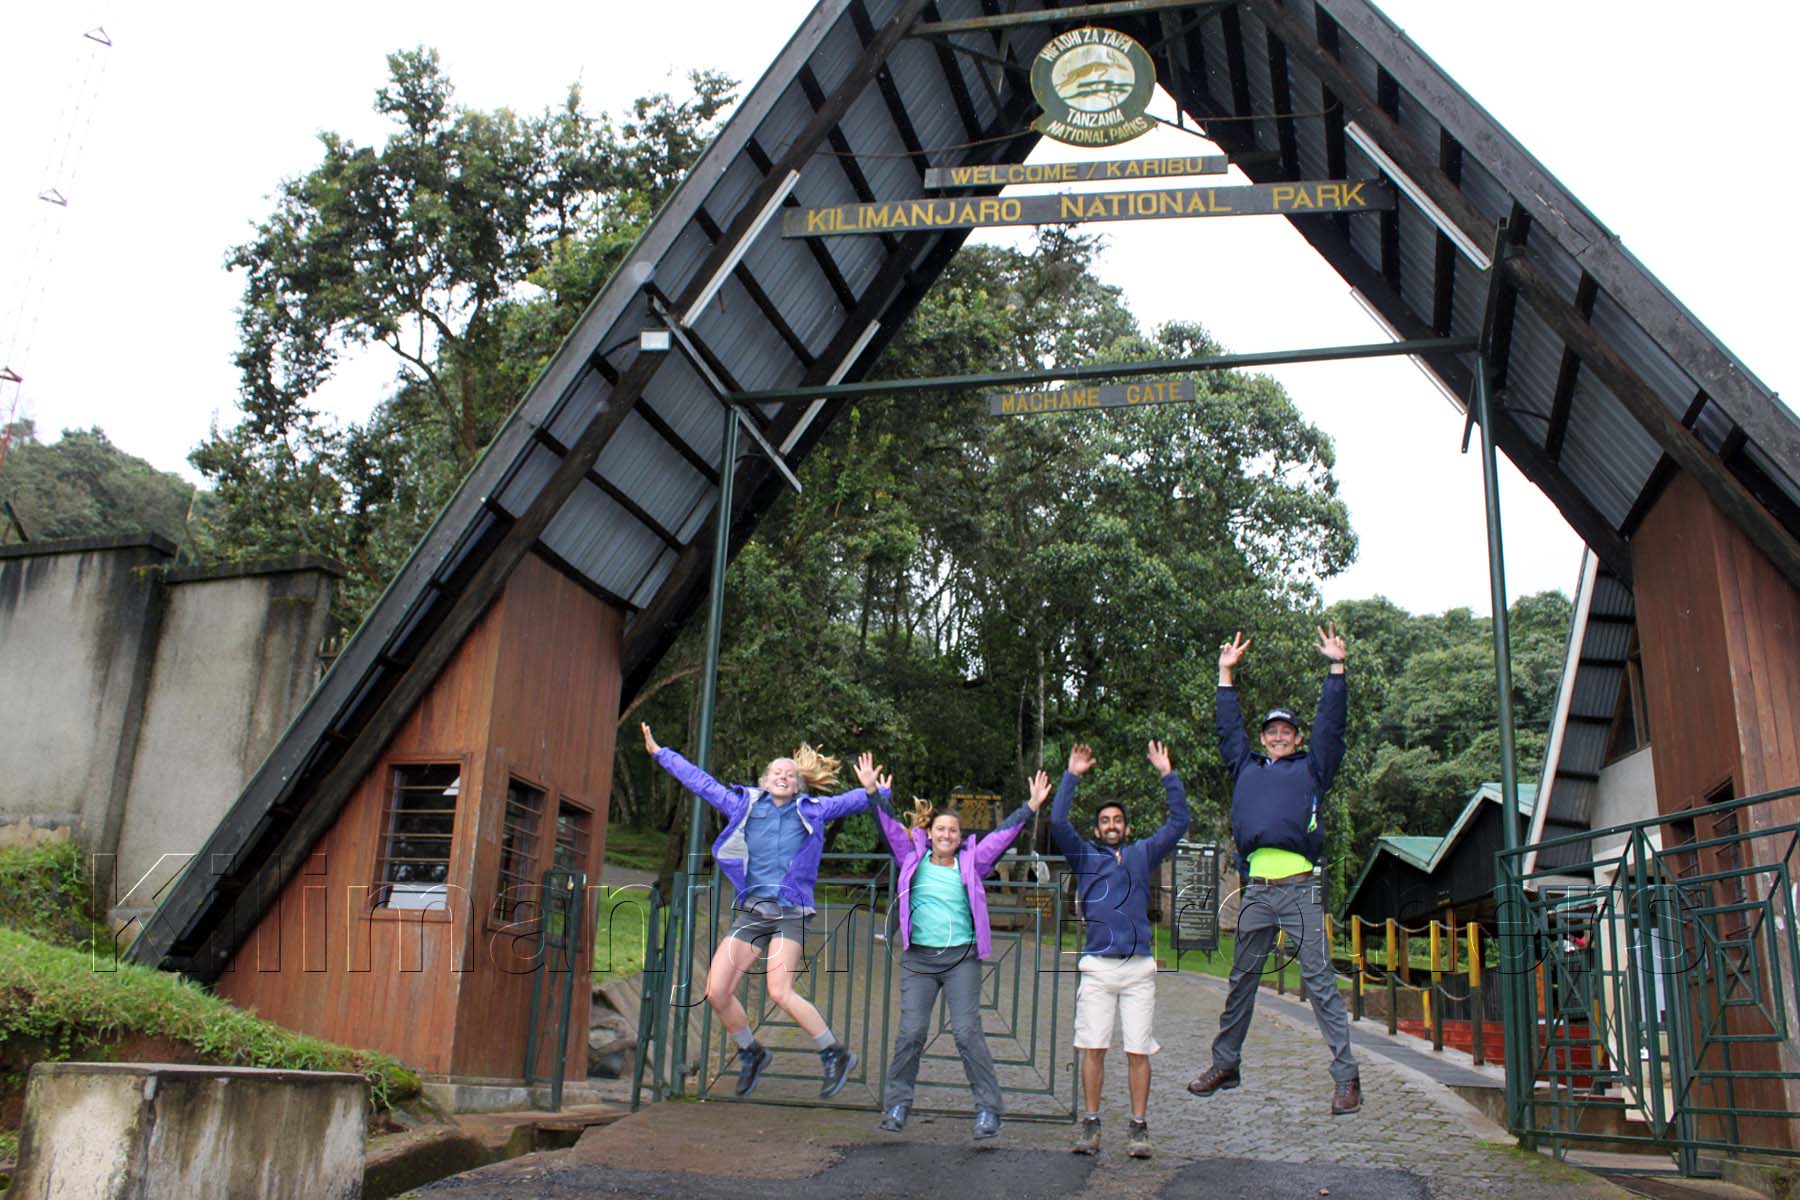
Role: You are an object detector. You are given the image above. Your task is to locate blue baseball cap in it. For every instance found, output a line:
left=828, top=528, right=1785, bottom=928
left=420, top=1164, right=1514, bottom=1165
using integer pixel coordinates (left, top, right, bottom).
left=1261, top=707, right=1300, bottom=731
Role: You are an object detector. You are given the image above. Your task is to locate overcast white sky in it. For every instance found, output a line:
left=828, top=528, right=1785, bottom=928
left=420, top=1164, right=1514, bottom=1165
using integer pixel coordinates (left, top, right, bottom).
left=0, top=2, right=1792, bottom=616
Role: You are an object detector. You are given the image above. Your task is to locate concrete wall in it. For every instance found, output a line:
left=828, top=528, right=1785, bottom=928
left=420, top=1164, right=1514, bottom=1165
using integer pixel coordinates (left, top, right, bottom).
left=0, top=537, right=338, bottom=924
left=0, top=536, right=174, bottom=859
left=112, top=561, right=337, bottom=922
left=8, top=1062, right=366, bottom=1200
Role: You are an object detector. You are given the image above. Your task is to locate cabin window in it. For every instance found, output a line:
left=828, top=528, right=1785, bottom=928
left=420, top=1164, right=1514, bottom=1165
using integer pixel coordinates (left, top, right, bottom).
left=1605, top=631, right=1650, bottom=762
left=374, top=763, right=461, bottom=909
left=553, top=799, right=593, bottom=876
left=494, top=778, right=546, bottom=921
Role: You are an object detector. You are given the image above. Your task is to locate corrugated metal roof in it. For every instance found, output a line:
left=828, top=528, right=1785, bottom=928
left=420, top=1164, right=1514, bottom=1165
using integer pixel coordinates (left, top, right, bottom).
left=134, top=0, right=1800, bottom=978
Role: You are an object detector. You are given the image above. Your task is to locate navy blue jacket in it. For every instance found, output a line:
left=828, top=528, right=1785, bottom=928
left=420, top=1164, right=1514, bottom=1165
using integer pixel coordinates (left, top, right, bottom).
left=1048, top=770, right=1189, bottom=957
left=1218, top=674, right=1347, bottom=878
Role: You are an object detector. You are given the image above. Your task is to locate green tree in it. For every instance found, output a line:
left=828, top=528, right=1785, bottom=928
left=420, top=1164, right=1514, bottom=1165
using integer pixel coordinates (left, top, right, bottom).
left=0, top=421, right=210, bottom=548
left=193, top=51, right=735, bottom=622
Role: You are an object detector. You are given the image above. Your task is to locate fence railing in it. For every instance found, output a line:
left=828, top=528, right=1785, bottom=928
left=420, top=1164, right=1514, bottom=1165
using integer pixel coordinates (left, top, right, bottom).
left=1495, top=784, right=1800, bottom=1175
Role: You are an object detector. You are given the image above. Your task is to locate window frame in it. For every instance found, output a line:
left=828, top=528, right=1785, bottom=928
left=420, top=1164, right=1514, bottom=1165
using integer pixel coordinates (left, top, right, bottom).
left=371, top=757, right=467, bottom=916
left=491, top=772, right=549, bottom=926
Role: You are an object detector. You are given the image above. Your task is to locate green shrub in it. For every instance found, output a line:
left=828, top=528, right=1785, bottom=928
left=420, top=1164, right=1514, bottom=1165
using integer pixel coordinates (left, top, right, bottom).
left=0, top=928, right=418, bottom=1111
left=0, top=840, right=99, bottom=950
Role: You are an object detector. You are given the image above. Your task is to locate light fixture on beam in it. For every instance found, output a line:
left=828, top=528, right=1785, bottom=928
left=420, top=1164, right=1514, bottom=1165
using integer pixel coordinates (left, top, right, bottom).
left=1343, top=122, right=1492, bottom=271
left=780, top=320, right=883, bottom=455
left=681, top=169, right=801, bottom=328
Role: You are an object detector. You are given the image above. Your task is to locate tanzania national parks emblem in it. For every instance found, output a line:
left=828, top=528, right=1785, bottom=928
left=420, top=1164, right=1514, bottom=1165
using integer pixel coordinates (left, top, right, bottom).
left=1030, top=26, right=1157, bottom=146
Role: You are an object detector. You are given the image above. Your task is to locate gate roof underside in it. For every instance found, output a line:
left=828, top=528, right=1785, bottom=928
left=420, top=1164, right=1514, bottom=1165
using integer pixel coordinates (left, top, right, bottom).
left=136, top=0, right=1799, bottom=978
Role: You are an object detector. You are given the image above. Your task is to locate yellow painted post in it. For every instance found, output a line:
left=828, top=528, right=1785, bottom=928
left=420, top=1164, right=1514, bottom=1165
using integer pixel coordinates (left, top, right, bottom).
left=1351, top=917, right=1365, bottom=1021
left=1469, top=922, right=1484, bottom=1065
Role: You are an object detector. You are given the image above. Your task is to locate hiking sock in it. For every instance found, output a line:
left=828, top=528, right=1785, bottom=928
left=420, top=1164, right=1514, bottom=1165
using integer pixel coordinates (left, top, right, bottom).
left=732, top=1028, right=755, bottom=1050
left=813, top=1029, right=838, bottom=1051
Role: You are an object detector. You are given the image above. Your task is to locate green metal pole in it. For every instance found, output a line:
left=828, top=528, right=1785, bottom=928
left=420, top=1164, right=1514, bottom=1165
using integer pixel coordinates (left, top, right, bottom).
left=1474, top=356, right=1533, bottom=1145
left=668, top=401, right=740, bottom=1096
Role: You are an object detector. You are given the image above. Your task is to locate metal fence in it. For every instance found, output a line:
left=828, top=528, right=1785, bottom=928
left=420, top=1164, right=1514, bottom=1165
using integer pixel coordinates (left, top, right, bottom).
left=633, top=852, right=1078, bottom=1120
left=1496, top=786, right=1800, bottom=1174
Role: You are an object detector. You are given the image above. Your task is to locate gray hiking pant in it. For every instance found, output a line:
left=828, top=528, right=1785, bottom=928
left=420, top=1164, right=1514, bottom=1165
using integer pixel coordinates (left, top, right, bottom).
left=882, top=943, right=1002, bottom=1112
left=1210, top=881, right=1359, bottom=1083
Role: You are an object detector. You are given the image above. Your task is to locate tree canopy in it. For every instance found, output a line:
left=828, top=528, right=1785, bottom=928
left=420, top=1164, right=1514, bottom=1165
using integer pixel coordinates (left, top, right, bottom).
left=0, top=421, right=209, bottom=548
left=190, top=49, right=735, bottom=619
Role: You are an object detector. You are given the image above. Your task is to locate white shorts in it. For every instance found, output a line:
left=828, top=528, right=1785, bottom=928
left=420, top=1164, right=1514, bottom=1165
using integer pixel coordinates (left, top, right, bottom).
left=1073, top=954, right=1160, bottom=1055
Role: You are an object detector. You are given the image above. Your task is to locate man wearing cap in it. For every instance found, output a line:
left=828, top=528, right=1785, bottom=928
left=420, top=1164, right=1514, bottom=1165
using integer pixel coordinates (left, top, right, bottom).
left=1188, top=623, right=1360, bottom=1115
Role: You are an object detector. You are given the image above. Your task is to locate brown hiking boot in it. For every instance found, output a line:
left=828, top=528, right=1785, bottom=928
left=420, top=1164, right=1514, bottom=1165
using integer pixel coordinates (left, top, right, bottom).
left=1071, top=1116, right=1101, bottom=1155
left=1186, top=1064, right=1241, bottom=1096
left=1331, top=1076, right=1362, bottom=1115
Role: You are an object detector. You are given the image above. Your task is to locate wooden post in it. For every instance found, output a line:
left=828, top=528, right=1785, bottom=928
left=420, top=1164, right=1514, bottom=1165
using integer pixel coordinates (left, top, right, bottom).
left=1352, top=918, right=1365, bottom=1022
left=1399, top=928, right=1413, bottom=985
left=1447, top=911, right=1460, bottom=977
left=1275, top=929, right=1286, bottom=995
left=1469, top=922, right=1484, bottom=1066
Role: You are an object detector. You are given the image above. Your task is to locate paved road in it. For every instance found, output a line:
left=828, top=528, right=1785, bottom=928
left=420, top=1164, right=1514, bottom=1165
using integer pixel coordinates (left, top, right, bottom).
left=412, top=968, right=1633, bottom=1200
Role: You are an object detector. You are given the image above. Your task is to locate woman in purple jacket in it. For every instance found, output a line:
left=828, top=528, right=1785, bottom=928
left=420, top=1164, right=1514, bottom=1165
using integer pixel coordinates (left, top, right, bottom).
left=872, top=769, right=1051, bottom=1140
left=642, top=723, right=881, bottom=1100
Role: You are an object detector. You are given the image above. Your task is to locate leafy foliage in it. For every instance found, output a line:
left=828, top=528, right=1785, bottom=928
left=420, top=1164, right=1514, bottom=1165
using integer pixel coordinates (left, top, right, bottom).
left=190, top=50, right=735, bottom=623
left=0, top=841, right=98, bottom=952
left=0, top=421, right=210, bottom=548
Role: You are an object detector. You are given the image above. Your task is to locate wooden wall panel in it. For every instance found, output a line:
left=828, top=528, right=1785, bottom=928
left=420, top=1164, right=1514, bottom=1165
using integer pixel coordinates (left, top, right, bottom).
left=1634, top=474, right=1740, bottom=812
left=215, top=595, right=502, bottom=1077
left=451, top=553, right=623, bottom=1081
left=1632, top=471, right=1800, bottom=1149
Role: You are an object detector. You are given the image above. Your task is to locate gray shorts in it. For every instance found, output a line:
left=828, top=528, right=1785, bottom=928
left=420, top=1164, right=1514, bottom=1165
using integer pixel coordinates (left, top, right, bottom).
left=728, top=899, right=811, bottom=948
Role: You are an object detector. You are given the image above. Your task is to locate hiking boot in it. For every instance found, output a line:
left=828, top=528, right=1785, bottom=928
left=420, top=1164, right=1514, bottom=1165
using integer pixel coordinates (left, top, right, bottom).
left=1186, top=1064, right=1241, bottom=1096
left=819, top=1044, right=857, bottom=1098
left=1071, top=1116, right=1101, bottom=1155
left=973, top=1108, right=1001, bottom=1140
left=1331, top=1076, right=1362, bottom=1115
left=735, top=1042, right=773, bottom=1096
left=1126, top=1119, right=1153, bottom=1159
left=878, top=1103, right=909, bottom=1133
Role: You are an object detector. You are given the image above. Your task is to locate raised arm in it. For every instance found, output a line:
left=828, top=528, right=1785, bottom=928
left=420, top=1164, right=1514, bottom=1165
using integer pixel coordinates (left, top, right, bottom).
left=1047, top=745, right=1095, bottom=860
left=644, top=723, right=741, bottom=815
left=1309, top=624, right=1349, bottom=792
left=972, top=769, right=1050, bottom=877
left=855, top=755, right=912, bottom=861
left=1138, top=740, right=1191, bottom=866
left=1214, top=635, right=1254, bottom=775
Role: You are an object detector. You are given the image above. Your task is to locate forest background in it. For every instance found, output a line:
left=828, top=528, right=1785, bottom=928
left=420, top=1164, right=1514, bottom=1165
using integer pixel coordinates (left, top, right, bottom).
left=0, top=55, right=1573, bottom=894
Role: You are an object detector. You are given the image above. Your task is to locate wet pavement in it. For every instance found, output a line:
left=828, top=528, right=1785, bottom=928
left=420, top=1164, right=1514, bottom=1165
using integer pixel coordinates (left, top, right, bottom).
left=410, top=969, right=1636, bottom=1200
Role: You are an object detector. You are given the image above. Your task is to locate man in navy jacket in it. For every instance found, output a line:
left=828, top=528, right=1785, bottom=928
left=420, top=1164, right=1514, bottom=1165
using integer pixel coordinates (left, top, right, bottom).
left=1188, top=623, right=1361, bottom=1115
left=1050, top=740, right=1188, bottom=1158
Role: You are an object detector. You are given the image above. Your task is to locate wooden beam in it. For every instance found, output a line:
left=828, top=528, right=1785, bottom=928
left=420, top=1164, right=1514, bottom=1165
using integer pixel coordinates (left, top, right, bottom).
left=1501, top=252, right=1800, bottom=595
left=1244, top=0, right=1493, bottom=245
left=157, top=344, right=670, bottom=979
left=1543, top=272, right=1599, bottom=462
left=674, top=0, right=936, bottom=320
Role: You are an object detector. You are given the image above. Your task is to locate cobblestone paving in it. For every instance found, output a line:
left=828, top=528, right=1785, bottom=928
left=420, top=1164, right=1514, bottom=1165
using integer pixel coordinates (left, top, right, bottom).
left=415, top=967, right=1633, bottom=1200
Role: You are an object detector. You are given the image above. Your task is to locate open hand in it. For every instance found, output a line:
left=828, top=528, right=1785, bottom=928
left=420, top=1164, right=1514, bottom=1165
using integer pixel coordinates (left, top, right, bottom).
left=1027, top=769, right=1051, bottom=811
left=1146, top=739, right=1172, bottom=777
left=1068, top=743, right=1097, bottom=777
left=1316, top=622, right=1347, bottom=664
left=1218, top=631, right=1251, bottom=671
left=854, top=751, right=886, bottom=792
left=640, top=722, right=660, bottom=755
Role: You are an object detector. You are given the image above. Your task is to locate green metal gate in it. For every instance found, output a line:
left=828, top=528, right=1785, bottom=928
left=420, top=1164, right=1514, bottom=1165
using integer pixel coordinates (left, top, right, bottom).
left=635, top=852, right=1078, bottom=1119
left=1497, top=787, right=1800, bottom=1173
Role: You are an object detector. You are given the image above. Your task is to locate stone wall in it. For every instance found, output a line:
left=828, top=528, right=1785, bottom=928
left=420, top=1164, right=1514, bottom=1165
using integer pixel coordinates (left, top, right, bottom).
left=8, top=1062, right=366, bottom=1200
left=0, top=537, right=339, bottom=924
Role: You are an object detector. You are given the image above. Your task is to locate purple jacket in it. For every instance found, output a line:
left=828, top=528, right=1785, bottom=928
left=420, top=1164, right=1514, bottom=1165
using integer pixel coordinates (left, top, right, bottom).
left=652, top=747, right=870, bottom=910
left=873, top=794, right=1032, bottom=960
